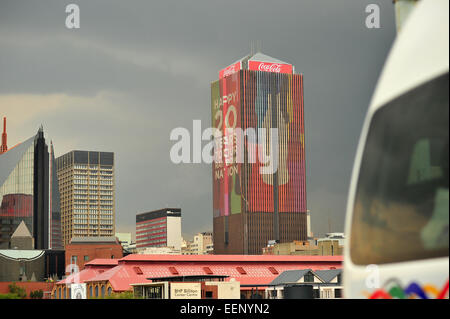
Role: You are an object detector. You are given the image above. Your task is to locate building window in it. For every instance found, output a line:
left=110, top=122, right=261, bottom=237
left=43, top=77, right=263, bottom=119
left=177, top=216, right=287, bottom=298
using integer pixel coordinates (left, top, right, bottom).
left=84, top=256, right=89, bottom=262
left=304, top=272, right=314, bottom=283
left=71, top=255, right=78, bottom=265
left=335, top=288, right=342, bottom=298
left=134, top=266, right=144, bottom=275
left=108, top=287, right=112, bottom=296
left=89, top=286, right=93, bottom=298
left=268, top=267, right=279, bottom=275
left=101, top=285, right=105, bottom=297
left=95, top=286, right=99, bottom=297
left=236, top=267, right=247, bottom=275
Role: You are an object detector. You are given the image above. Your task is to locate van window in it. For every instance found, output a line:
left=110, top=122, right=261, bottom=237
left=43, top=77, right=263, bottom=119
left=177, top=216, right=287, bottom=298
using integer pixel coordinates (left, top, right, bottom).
left=350, top=72, right=449, bottom=265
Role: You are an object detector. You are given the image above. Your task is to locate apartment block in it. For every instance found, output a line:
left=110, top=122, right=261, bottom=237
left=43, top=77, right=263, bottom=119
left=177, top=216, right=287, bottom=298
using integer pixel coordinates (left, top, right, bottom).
left=56, top=151, right=115, bottom=247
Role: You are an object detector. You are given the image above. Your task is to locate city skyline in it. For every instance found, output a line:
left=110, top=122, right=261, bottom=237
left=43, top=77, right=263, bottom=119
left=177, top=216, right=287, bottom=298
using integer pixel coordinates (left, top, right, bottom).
left=0, top=0, right=396, bottom=240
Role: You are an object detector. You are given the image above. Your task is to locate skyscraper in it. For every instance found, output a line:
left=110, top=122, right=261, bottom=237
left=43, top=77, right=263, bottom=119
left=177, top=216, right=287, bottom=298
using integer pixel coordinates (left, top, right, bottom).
left=0, top=119, right=62, bottom=249
left=56, top=151, right=115, bottom=247
left=211, top=53, right=307, bottom=254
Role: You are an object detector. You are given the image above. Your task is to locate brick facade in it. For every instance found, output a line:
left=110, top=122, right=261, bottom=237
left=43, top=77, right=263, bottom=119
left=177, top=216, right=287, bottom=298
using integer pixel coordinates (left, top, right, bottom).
left=65, top=242, right=122, bottom=274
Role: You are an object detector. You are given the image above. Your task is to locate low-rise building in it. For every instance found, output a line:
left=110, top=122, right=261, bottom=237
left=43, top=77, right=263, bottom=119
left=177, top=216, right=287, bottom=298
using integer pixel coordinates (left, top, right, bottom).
left=132, top=275, right=240, bottom=299
left=266, top=268, right=343, bottom=299
left=52, top=254, right=342, bottom=299
left=263, top=233, right=344, bottom=256
left=51, top=259, right=119, bottom=299
left=64, top=236, right=123, bottom=274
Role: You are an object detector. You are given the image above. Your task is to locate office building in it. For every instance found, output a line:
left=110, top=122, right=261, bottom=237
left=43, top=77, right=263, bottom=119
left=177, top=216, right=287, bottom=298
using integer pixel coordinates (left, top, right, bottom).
left=0, top=118, right=62, bottom=249
left=136, top=208, right=181, bottom=250
left=56, top=150, right=115, bottom=247
left=211, top=53, right=307, bottom=254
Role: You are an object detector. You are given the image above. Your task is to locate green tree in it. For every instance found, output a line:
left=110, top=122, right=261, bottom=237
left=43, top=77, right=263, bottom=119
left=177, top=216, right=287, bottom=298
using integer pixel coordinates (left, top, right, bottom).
left=8, top=283, right=26, bottom=299
left=29, top=289, right=44, bottom=299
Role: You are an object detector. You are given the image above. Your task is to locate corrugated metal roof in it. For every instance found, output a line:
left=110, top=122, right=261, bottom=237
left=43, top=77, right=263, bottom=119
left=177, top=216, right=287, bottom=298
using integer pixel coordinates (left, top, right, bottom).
left=315, top=269, right=342, bottom=283
left=269, top=269, right=312, bottom=286
left=84, top=259, right=120, bottom=266
left=120, top=254, right=343, bottom=263
left=58, top=263, right=118, bottom=284
left=78, top=255, right=342, bottom=292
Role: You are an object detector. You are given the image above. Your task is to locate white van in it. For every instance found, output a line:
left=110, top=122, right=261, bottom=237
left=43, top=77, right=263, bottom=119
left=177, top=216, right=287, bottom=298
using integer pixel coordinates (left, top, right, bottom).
left=343, top=0, right=449, bottom=299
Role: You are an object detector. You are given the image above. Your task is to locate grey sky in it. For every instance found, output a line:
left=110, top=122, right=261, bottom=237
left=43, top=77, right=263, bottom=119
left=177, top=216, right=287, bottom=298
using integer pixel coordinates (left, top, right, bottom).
left=0, top=0, right=396, bottom=240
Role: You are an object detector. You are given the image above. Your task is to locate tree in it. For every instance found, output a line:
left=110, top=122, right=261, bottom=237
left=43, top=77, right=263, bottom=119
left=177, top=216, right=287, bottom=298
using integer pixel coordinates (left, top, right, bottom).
left=30, top=290, right=44, bottom=299
left=8, top=283, right=26, bottom=299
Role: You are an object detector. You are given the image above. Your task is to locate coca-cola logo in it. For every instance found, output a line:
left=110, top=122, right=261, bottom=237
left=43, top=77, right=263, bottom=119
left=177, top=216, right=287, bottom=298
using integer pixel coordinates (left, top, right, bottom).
left=223, top=66, right=235, bottom=77
left=257, top=63, right=282, bottom=73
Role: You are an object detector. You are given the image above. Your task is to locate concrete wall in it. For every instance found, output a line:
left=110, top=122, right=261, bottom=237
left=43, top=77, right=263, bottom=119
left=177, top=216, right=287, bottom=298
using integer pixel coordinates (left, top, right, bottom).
left=166, top=216, right=181, bottom=251
left=206, top=281, right=240, bottom=299
left=0, top=254, right=45, bottom=282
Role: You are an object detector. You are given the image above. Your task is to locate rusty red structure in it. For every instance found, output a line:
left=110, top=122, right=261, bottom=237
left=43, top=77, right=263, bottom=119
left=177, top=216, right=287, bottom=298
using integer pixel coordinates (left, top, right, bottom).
left=0, top=117, right=7, bottom=154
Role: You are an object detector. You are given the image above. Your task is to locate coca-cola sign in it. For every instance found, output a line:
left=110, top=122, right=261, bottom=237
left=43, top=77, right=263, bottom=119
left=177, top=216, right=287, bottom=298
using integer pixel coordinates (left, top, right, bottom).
left=219, top=61, right=241, bottom=79
left=248, top=61, right=293, bottom=74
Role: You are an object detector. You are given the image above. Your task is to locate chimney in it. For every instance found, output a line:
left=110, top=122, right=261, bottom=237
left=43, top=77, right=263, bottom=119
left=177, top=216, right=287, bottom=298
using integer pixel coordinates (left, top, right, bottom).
left=0, top=117, right=7, bottom=154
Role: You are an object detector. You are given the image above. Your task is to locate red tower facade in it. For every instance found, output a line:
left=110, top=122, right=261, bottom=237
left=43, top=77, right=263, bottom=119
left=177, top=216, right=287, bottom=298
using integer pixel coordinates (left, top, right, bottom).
left=211, top=53, right=307, bottom=255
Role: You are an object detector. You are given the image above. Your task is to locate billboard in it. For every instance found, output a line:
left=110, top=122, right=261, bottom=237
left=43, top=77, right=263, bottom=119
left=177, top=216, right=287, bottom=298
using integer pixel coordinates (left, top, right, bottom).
left=211, top=71, right=242, bottom=217
left=212, top=69, right=306, bottom=217
left=241, top=70, right=306, bottom=213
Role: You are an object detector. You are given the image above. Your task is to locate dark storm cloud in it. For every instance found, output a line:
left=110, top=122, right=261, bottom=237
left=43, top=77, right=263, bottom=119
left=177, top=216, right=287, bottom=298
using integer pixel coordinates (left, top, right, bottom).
left=0, top=0, right=396, bottom=238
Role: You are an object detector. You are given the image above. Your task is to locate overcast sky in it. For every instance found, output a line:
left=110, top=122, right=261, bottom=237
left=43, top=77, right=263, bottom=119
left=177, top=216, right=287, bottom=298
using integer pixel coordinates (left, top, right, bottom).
left=0, top=0, right=396, bottom=240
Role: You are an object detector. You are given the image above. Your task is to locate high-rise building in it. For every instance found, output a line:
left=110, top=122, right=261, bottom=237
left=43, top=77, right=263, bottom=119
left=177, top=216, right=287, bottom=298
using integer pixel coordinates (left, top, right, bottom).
left=0, top=119, right=62, bottom=249
left=136, top=208, right=181, bottom=251
left=56, top=151, right=115, bottom=247
left=211, top=52, right=307, bottom=254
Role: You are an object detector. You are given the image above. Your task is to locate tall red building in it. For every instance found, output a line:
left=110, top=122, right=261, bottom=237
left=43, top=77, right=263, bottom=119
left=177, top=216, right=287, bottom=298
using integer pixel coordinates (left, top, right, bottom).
left=211, top=52, right=307, bottom=254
